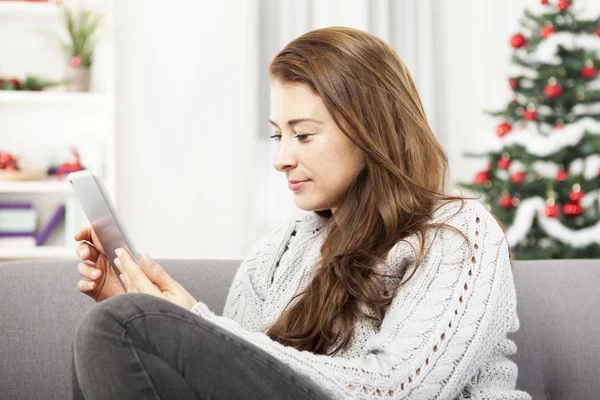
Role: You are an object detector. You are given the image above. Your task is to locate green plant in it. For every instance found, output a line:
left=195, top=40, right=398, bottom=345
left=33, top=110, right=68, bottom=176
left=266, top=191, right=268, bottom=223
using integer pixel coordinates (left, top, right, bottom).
left=56, top=6, right=102, bottom=68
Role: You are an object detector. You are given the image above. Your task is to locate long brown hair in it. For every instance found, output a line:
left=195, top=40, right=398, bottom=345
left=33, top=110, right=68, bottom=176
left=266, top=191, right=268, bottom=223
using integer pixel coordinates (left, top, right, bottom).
left=266, top=27, right=470, bottom=355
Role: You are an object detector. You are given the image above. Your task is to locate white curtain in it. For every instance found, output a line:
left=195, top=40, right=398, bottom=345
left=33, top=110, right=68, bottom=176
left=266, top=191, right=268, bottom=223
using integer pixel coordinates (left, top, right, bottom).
left=251, top=0, right=448, bottom=239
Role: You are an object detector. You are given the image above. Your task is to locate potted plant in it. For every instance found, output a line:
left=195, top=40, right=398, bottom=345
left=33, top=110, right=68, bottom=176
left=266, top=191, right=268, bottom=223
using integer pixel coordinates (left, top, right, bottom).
left=57, top=6, right=102, bottom=92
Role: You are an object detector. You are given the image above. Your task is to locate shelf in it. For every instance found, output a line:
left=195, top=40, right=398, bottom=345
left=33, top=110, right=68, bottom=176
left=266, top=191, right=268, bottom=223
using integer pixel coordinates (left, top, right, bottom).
left=0, top=91, right=107, bottom=107
left=0, top=180, right=72, bottom=193
left=0, top=245, right=77, bottom=261
left=0, top=1, right=60, bottom=22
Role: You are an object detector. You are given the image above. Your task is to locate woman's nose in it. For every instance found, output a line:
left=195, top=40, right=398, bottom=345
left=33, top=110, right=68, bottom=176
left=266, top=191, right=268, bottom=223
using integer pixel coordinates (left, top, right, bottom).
left=272, top=141, right=298, bottom=172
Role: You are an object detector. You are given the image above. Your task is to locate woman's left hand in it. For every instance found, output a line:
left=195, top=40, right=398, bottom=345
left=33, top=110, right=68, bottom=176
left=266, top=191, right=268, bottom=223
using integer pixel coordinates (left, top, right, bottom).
left=114, top=248, right=198, bottom=310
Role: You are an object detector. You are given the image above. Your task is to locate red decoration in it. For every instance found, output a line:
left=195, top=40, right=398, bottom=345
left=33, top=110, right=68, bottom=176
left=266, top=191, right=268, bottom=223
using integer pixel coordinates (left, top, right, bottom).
left=541, top=25, right=556, bottom=39
left=0, top=153, right=14, bottom=165
left=544, top=82, right=563, bottom=98
left=581, top=65, right=597, bottom=79
left=69, top=55, right=82, bottom=68
left=556, top=170, right=569, bottom=181
left=498, top=157, right=511, bottom=170
left=499, top=194, right=515, bottom=209
left=569, top=188, right=585, bottom=202
left=545, top=203, right=560, bottom=218
left=510, top=33, right=527, bottom=49
left=596, top=26, right=600, bottom=37
left=511, top=171, right=526, bottom=185
left=524, top=110, right=537, bottom=121
left=541, top=0, right=549, bottom=4
left=563, top=201, right=582, bottom=217
left=509, top=78, right=519, bottom=90
left=56, top=148, right=84, bottom=177
left=557, top=0, right=570, bottom=10
left=474, top=171, right=491, bottom=185
left=496, top=122, right=512, bottom=137
left=0, top=152, right=19, bottom=171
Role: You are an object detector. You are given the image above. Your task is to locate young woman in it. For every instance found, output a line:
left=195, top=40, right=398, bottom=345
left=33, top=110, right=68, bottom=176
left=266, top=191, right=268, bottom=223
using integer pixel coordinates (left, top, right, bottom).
left=72, top=27, right=531, bottom=400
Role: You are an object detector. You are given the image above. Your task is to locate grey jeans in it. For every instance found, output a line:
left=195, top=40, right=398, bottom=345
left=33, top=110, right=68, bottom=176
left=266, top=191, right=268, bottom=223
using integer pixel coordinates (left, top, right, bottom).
left=72, top=293, right=330, bottom=400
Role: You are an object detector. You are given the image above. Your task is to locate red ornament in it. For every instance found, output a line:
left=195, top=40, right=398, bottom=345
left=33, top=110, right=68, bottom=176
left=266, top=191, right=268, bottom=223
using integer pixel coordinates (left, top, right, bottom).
left=56, top=148, right=84, bottom=177
left=598, top=166, right=600, bottom=176
left=499, top=194, right=515, bottom=209
left=498, top=157, right=511, bottom=170
left=581, top=66, right=597, bottom=79
left=496, top=122, right=513, bottom=137
left=69, top=55, right=82, bottom=68
left=510, top=33, right=527, bottom=49
left=545, top=204, right=560, bottom=218
left=509, top=78, right=519, bottom=90
left=544, top=82, right=563, bottom=98
left=557, top=0, right=570, bottom=10
left=556, top=170, right=569, bottom=181
left=0, top=153, right=14, bottom=165
left=541, top=0, right=549, bottom=4
left=563, top=201, right=582, bottom=217
left=524, top=110, right=537, bottom=120
left=569, top=188, right=585, bottom=202
left=541, top=25, right=556, bottom=39
left=511, top=171, right=526, bottom=184
left=596, top=26, right=600, bottom=37
left=474, top=171, right=491, bottom=185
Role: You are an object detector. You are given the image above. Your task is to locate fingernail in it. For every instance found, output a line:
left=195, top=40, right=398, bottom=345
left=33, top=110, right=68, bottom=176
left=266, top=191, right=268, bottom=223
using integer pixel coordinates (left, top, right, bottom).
left=114, top=258, right=121, bottom=267
left=141, top=253, right=153, bottom=267
left=91, top=270, right=100, bottom=278
left=80, top=248, right=88, bottom=258
left=88, top=281, right=95, bottom=288
left=115, top=248, right=122, bottom=257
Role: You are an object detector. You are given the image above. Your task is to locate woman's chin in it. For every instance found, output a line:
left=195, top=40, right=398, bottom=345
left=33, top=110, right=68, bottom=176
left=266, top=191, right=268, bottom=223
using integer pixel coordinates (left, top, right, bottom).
left=293, top=197, right=331, bottom=213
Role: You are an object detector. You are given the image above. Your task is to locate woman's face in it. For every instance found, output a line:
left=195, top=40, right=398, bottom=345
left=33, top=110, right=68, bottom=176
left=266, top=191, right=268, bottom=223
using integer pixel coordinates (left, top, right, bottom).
left=269, top=80, right=365, bottom=213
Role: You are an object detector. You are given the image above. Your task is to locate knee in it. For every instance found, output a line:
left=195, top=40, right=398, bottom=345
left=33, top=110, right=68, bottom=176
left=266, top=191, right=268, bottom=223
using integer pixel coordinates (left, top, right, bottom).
left=74, top=294, right=156, bottom=351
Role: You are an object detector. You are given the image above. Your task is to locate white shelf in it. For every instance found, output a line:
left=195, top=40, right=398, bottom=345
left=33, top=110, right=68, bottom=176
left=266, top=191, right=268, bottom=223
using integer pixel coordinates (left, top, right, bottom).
left=0, top=1, right=60, bottom=21
left=0, top=180, right=72, bottom=194
left=0, top=91, right=107, bottom=107
left=0, top=245, right=77, bottom=261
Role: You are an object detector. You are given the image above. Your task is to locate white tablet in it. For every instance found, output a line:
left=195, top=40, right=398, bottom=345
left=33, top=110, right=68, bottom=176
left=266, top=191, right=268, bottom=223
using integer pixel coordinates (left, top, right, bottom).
left=68, top=170, right=139, bottom=292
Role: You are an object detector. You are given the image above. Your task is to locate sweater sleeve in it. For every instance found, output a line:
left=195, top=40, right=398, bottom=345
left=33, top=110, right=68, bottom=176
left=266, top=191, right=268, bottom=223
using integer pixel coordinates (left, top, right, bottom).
left=190, top=202, right=531, bottom=400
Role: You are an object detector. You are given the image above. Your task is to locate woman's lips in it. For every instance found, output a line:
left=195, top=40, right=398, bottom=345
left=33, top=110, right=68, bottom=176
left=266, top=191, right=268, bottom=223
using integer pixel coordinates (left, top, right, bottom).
left=288, top=180, right=310, bottom=191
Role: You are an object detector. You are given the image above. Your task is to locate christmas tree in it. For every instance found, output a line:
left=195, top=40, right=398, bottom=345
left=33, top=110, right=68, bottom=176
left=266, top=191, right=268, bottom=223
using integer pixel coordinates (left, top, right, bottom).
left=460, top=0, right=600, bottom=259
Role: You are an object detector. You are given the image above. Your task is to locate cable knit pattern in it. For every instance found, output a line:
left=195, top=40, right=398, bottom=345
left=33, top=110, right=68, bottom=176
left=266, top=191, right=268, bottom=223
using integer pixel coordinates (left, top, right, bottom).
left=190, top=199, right=531, bottom=399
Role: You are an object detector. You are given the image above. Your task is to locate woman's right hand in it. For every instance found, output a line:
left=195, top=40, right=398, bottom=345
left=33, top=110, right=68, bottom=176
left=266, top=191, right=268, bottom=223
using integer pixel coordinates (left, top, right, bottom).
left=75, top=226, right=125, bottom=302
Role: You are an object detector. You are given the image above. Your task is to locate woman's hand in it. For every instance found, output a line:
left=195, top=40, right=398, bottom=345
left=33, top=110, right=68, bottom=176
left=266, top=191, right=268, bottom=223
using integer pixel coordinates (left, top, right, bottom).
left=114, top=249, right=198, bottom=310
left=74, top=226, right=125, bottom=302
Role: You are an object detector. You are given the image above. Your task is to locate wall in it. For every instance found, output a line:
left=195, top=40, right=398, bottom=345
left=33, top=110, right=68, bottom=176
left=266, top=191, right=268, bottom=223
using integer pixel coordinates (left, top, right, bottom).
left=114, top=0, right=258, bottom=260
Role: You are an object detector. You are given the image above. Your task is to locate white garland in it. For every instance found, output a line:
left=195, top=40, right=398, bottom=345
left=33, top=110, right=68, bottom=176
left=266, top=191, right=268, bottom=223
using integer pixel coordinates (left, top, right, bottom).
left=525, top=32, right=600, bottom=65
left=482, top=117, right=600, bottom=156
left=506, top=189, right=600, bottom=247
left=493, top=155, right=600, bottom=180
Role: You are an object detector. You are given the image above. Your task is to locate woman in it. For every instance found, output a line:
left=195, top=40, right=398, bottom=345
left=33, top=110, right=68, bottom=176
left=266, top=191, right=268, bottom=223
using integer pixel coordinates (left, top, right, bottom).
left=72, top=27, right=531, bottom=399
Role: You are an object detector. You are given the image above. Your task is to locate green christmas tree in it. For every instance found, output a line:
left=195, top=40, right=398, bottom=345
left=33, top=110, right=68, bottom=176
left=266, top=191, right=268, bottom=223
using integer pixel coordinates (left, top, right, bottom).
left=460, top=0, right=600, bottom=259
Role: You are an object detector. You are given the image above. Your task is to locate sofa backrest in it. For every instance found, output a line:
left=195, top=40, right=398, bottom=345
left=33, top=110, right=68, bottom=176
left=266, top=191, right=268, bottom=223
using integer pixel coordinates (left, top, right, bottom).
left=511, top=259, right=600, bottom=399
left=1, top=258, right=598, bottom=400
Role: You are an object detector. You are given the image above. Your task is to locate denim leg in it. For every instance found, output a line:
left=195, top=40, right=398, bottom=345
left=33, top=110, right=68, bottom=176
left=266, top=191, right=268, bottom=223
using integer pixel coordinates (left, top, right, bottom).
left=72, top=293, right=330, bottom=400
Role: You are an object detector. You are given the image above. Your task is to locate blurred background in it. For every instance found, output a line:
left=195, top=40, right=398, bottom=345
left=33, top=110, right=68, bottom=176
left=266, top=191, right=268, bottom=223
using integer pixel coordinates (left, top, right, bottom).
left=1, top=0, right=599, bottom=262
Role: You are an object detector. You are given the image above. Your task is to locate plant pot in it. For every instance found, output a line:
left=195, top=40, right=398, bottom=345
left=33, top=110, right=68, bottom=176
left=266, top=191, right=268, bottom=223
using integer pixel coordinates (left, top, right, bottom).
left=66, top=66, right=91, bottom=92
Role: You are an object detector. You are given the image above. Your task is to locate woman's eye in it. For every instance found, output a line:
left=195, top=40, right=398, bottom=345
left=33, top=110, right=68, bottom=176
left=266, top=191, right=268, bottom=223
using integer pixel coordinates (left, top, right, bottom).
left=269, top=134, right=282, bottom=142
left=294, top=133, right=311, bottom=141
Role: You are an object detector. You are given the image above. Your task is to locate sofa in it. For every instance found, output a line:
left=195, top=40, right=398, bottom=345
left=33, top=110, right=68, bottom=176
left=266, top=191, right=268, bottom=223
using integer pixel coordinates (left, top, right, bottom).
left=0, top=258, right=598, bottom=399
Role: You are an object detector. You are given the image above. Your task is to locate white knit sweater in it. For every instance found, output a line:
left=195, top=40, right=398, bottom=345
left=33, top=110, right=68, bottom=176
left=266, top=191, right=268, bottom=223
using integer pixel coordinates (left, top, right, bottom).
left=190, top=199, right=532, bottom=399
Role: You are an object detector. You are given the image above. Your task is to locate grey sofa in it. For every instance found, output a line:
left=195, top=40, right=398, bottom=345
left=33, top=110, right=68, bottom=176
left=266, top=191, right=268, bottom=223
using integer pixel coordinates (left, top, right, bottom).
left=0, top=259, right=598, bottom=399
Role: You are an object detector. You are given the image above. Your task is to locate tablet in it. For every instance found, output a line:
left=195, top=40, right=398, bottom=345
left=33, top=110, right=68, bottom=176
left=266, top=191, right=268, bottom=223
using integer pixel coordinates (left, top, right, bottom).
left=68, top=170, right=139, bottom=292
